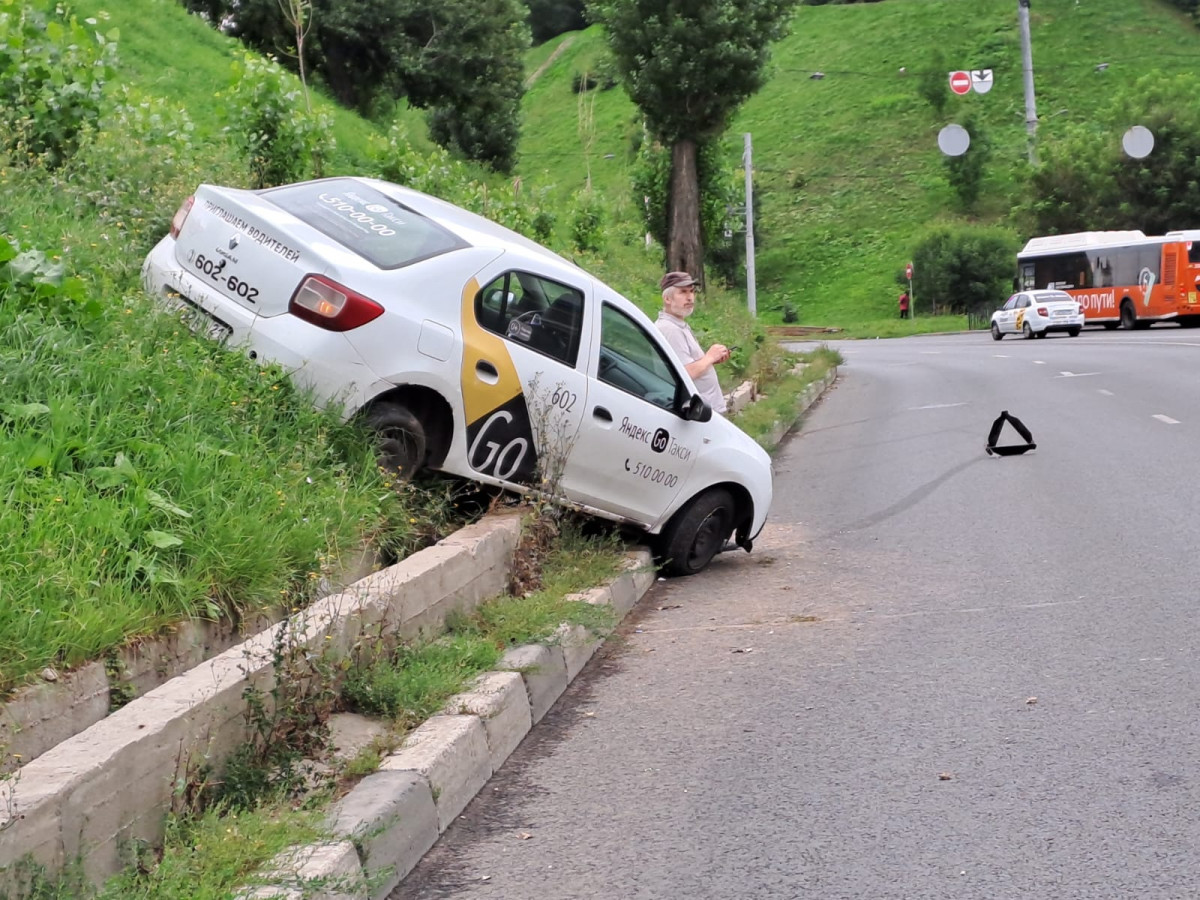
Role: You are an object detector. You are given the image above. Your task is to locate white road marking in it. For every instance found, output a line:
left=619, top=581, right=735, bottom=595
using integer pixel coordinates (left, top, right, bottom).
left=1034, top=360, right=1046, bottom=365
left=1153, top=414, right=1180, bottom=425
left=994, top=354, right=1009, bottom=358
left=1057, top=371, right=1099, bottom=378
left=909, top=402, right=967, bottom=410
left=1098, top=389, right=1114, bottom=396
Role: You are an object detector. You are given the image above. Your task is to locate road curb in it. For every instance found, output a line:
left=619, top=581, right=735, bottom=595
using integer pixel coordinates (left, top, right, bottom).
left=761, top=366, right=838, bottom=450
left=236, top=366, right=842, bottom=899
left=238, top=552, right=657, bottom=900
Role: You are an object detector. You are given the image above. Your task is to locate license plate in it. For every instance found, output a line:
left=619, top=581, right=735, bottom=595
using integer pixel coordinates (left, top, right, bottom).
left=162, top=292, right=232, bottom=344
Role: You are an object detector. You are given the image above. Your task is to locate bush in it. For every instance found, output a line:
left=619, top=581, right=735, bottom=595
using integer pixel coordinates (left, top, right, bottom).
left=944, top=114, right=991, bottom=211
left=569, top=188, right=605, bottom=253
left=0, top=1, right=119, bottom=168
left=911, top=226, right=1017, bottom=316
left=225, top=52, right=334, bottom=189
left=63, top=86, right=214, bottom=259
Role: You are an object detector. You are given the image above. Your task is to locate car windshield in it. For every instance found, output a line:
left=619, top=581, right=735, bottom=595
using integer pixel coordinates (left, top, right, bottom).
left=265, top=178, right=469, bottom=270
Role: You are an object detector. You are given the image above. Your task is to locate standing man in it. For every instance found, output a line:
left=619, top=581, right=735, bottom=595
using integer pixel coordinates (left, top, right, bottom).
left=899, top=290, right=910, bottom=319
left=654, top=271, right=730, bottom=415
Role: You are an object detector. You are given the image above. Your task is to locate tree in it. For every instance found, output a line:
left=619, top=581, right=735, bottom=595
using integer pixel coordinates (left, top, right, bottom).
left=1023, top=73, right=1200, bottom=236
left=315, top=0, right=528, bottom=171
left=588, top=0, right=794, bottom=279
left=526, top=0, right=586, bottom=44
left=911, top=227, right=1017, bottom=317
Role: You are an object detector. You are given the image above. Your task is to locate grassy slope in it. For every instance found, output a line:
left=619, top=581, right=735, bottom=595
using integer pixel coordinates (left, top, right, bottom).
left=520, top=0, right=1200, bottom=329
left=67, top=0, right=430, bottom=162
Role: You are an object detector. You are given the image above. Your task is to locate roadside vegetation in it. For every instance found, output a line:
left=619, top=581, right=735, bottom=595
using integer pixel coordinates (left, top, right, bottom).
left=6, top=518, right=626, bottom=900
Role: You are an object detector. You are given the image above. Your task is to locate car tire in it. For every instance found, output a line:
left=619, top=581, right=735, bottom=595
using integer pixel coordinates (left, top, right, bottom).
left=991, top=323, right=1003, bottom=341
left=657, top=489, right=734, bottom=577
left=1120, top=301, right=1136, bottom=330
left=366, top=403, right=426, bottom=482
left=1022, top=322, right=1034, bottom=339
left=1035, top=330, right=1047, bottom=338
left=1068, top=327, right=1081, bottom=337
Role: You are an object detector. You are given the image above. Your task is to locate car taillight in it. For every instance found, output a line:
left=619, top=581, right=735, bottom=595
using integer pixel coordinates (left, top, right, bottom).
left=1078, top=305, right=1085, bottom=316
left=1037, top=307, right=1048, bottom=317
left=289, top=275, right=384, bottom=332
left=169, top=195, right=194, bottom=239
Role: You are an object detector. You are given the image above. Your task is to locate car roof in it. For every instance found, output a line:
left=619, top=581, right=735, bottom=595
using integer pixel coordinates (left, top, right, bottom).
left=1032, top=290, right=1073, bottom=301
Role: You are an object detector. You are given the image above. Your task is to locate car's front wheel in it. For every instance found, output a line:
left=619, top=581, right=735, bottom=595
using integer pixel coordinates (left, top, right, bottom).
left=991, top=323, right=1003, bottom=341
left=1022, top=322, right=1035, bottom=339
left=657, top=489, right=735, bottom=577
left=366, top=402, right=427, bottom=483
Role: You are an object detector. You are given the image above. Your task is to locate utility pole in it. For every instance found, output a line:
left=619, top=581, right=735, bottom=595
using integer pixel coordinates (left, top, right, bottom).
left=1018, top=0, right=1038, bottom=165
left=743, top=133, right=757, bottom=317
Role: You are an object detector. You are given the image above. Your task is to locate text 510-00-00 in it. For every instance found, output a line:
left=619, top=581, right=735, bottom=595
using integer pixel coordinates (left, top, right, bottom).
left=193, top=253, right=260, bottom=302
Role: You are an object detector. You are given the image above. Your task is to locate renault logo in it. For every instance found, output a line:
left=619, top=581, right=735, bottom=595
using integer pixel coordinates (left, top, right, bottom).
left=228, top=235, right=240, bottom=250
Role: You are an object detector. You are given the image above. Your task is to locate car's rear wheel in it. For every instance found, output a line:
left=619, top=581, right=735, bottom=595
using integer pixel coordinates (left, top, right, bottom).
left=1022, top=322, right=1034, bottom=339
left=1068, top=327, right=1081, bottom=337
left=366, top=402, right=426, bottom=483
left=991, top=323, right=1003, bottom=341
left=1035, top=329, right=1047, bottom=338
left=657, top=489, right=735, bottom=577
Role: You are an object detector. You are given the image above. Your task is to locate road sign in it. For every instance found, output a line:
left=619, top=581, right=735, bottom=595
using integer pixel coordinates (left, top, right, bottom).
left=949, top=71, right=971, bottom=95
left=905, top=262, right=913, bottom=280
left=971, top=69, right=994, bottom=94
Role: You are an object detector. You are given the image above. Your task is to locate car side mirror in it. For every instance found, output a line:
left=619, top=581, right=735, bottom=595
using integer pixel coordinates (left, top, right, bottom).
left=683, top=393, right=712, bottom=423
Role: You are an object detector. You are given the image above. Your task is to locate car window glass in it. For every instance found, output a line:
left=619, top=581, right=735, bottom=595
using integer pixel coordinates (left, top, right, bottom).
left=598, top=303, right=682, bottom=412
left=1003, top=296, right=1017, bottom=311
left=265, top=178, right=469, bottom=269
left=1019, top=297, right=1031, bottom=308
left=476, top=272, right=584, bottom=367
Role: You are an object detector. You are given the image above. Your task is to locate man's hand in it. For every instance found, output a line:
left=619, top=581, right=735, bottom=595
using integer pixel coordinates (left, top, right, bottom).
left=705, top=343, right=730, bottom=365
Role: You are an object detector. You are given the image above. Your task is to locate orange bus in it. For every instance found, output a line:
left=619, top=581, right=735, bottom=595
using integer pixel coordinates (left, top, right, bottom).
left=1016, top=230, right=1200, bottom=329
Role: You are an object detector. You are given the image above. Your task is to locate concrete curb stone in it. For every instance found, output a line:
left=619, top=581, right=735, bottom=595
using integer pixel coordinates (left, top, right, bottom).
left=244, top=553, right=655, bottom=900
left=379, top=715, right=493, bottom=833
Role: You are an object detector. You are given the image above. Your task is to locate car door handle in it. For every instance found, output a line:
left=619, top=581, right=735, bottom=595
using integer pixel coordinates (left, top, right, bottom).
left=475, top=360, right=499, bottom=383
left=592, top=406, right=612, bottom=422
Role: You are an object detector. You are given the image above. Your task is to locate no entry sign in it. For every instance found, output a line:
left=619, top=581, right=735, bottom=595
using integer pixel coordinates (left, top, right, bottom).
left=949, top=70, right=971, bottom=95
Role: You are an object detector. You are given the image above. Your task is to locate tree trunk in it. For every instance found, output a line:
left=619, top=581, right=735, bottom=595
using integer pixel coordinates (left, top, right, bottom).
left=667, top=137, right=704, bottom=284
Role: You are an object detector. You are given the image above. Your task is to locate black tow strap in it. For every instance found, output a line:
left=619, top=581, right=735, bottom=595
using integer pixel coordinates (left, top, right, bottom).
left=985, top=410, right=1036, bottom=456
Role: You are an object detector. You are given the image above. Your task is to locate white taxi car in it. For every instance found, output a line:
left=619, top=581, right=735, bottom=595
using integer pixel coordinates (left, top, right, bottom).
left=142, top=176, right=772, bottom=575
left=991, top=289, right=1085, bottom=340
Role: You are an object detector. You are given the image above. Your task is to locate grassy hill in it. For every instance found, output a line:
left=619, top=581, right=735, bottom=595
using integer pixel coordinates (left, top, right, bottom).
left=519, top=0, right=1200, bottom=329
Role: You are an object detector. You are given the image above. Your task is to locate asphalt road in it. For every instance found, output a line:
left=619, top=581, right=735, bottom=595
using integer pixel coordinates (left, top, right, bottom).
left=393, top=327, right=1200, bottom=900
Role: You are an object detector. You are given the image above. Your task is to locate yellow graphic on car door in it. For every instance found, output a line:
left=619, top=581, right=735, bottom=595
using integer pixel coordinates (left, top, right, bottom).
left=1015, top=310, right=1025, bottom=331
left=459, top=278, right=538, bottom=483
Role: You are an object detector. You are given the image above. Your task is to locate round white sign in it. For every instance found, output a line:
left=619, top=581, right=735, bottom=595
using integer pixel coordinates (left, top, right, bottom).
left=938, top=124, right=971, bottom=157
left=1122, top=125, right=1154, bottom=160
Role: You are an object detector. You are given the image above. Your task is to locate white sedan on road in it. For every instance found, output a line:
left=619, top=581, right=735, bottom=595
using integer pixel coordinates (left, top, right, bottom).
left=991, top=290, right=1085, bottom=340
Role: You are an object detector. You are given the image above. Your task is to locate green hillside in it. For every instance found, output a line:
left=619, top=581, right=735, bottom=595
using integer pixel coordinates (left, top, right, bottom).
left=520, top=0, right=1200, bottom=327
left=28, top=0, right=1200, bottom=331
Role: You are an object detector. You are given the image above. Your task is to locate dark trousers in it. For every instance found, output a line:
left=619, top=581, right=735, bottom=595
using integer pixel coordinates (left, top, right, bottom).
left=900, top=309, right=909, bottom=319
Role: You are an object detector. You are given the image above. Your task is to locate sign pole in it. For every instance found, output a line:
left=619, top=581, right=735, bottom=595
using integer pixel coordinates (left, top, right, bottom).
left=905, top=261, right=915, bottom=320
left=743, top=133, right=757, bottom=317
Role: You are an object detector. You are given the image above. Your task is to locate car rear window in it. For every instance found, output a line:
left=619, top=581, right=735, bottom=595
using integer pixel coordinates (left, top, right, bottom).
left=1034, top=291, right=1072, bottom=303
left=264, top=178, right=470, bottom=269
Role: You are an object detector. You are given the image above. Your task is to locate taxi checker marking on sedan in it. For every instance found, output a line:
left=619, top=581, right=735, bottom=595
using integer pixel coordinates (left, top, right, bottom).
left=142, top=176, right=772, bottom=576
left=990, top=289, right=1086, bottom=340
